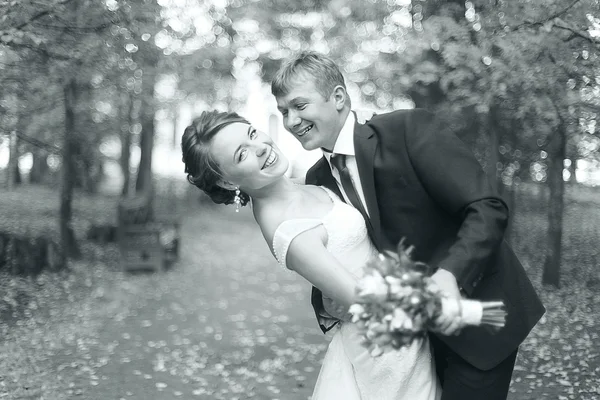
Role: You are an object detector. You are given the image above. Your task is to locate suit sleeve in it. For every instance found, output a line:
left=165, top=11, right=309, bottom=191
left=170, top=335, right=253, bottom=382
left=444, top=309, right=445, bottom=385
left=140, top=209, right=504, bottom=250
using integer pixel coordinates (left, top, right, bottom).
left=404, top=109, right=509, bottom=296
left=306, top=167, right=317, bottom=186
left=306, top=158, right=326, bottom=186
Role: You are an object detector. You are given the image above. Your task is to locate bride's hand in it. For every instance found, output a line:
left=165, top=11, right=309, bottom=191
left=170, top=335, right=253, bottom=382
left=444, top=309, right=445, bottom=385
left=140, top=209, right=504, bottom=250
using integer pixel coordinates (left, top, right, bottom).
left=355, top=109, right=376, bottom=124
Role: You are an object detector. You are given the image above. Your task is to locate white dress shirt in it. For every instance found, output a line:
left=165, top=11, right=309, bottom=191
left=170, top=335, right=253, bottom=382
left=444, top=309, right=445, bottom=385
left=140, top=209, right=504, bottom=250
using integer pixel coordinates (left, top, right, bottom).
left=323, top=112, right=370, bottom=217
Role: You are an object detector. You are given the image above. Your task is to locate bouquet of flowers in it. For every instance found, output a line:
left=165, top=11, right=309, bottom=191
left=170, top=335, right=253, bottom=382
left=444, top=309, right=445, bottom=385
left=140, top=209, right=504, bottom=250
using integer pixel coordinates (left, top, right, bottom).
left=348, top=239, right=507, bottom=357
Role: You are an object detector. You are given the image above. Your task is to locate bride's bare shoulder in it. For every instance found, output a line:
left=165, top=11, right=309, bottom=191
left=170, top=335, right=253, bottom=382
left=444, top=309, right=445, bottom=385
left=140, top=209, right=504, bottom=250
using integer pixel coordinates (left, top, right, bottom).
left=254, top=200, right=313, bottom=245
left=254, top=185, right=330, bottom=246
left=254, top=204, right=289, bottom=246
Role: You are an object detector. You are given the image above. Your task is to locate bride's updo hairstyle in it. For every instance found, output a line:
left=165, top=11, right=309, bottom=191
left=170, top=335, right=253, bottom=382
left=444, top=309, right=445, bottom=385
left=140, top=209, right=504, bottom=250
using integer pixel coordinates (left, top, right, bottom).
left=181, top=110, right=251, bottom=207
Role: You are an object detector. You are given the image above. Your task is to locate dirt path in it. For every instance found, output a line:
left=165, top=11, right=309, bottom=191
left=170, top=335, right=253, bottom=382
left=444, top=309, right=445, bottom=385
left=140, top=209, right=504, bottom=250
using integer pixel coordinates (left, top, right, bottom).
left=2, top=204, right=326, bottom=400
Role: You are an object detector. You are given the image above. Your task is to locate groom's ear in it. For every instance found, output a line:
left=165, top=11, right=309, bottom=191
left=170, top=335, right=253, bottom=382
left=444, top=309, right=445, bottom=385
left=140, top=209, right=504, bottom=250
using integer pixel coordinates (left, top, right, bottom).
left=331, top=85, right=348, bottom=111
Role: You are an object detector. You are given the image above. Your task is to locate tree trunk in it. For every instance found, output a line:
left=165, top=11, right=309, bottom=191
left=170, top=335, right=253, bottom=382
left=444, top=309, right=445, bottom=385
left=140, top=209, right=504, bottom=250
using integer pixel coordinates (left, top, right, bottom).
left=14, top=157, right=22, bottom=184
left=0, top=231, right=62, bottom=275
left=30, top=150, right=49, bottom=184
left=486, top=110, right=501, bottom=192
left=542, top=120, right=566, bottom=288
left=171, top=106, right=179, bottom=149
left=503, top=117, right=521, bottom=245
left=60, top=79, right=81, bottom=263
left=11, top=92, right=25, bottom=186
left=135, top=69, right=156, bottom=195
left=6, top=130, right=18, bottom=190
left=504, top=183, right=516, bottom=245
left=70, top=82, right=101, bottom=194
left=135, top=104, right=154, bottom=194
left=485, top=108, right=518, bottom=244
left=120, top=91, right=134, bottom=196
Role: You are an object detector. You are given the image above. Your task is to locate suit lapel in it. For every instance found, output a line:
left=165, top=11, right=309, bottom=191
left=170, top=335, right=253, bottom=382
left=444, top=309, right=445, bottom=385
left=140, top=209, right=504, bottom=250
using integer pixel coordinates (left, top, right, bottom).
left=312, top=157, right=344, bottom=199
left=354, top=121, right=383, bottom=250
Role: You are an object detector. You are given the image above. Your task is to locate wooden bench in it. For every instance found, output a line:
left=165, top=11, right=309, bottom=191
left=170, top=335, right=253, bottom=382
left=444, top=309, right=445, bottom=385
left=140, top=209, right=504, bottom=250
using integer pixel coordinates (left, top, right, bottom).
left=117, top=193, right=179, bottom=272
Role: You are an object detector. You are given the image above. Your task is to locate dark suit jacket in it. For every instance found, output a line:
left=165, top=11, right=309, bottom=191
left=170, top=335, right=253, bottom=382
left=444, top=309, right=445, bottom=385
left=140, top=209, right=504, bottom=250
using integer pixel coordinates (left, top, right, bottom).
left=306, top=109, right=545, bottom=371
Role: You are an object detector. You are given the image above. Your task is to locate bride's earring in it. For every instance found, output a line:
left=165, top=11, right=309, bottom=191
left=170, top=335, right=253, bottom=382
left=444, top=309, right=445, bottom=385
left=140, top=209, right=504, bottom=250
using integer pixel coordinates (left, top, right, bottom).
left=234, top=187, right=241, bottom=212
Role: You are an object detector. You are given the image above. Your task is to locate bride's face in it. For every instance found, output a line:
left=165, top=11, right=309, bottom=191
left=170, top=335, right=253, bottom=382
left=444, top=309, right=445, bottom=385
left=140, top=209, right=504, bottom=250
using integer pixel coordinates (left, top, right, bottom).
left=209, top=122, right=289, bottom=191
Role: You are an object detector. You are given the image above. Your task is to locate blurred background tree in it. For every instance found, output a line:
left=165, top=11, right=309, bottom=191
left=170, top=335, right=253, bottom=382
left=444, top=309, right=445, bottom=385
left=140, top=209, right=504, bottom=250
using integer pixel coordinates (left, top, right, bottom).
left=1, top=0, right=178, bottom=263
left=1, top=0, right=599, bottom=286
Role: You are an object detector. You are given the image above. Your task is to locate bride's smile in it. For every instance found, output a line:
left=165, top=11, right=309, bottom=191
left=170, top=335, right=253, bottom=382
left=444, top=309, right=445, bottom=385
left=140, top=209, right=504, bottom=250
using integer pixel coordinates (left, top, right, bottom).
left=261, top=146, right=279, bottom=170
left=208, top=122, right=290, bottom=191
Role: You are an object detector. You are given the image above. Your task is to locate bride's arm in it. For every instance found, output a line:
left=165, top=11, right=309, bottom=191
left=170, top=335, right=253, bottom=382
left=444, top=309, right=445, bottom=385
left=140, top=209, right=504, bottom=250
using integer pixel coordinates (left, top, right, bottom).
left=285, top=227, right=358, bottom=309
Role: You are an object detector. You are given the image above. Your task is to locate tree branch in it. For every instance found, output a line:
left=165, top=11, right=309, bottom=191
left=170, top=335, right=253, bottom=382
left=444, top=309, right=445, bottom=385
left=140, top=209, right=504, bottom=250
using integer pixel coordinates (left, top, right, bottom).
left=16, top=132, right=63, bottom=155
left=545, top=0, right=581, bottom=22
left=31, top=22, right=115, bottom=33
left=511, top=0, right=581, bottom=30
left=0, top=41, right=72, bottom=60
left=13, top=0, right=77, bottom=31
left=553, top=17, right=600, bottom=48
left=507, top=0, right=599, bottom=48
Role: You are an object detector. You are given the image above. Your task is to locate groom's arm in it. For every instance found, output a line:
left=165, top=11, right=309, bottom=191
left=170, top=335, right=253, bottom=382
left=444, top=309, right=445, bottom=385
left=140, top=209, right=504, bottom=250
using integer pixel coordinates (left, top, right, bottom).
left=305, top=161, right=320, bottom=186
left=305, top=160, right=344, bottom=333
left=404, top=109, right=509, bottom=297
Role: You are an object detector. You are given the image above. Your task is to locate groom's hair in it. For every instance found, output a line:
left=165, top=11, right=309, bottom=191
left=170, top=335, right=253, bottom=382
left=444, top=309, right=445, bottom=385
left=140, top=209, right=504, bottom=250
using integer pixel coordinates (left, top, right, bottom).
left=271, top=51, right=350, bottom=105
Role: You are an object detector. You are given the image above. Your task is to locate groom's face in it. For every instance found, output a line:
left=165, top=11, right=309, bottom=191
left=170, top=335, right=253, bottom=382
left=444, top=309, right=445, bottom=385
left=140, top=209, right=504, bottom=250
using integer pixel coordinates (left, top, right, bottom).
left=275, top=76, right=341, bottom=151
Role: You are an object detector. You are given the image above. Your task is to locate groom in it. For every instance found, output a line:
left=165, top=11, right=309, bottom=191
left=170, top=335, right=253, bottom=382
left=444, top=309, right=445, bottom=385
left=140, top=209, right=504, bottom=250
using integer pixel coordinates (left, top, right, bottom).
left=272, top=51, right=545, bottom=400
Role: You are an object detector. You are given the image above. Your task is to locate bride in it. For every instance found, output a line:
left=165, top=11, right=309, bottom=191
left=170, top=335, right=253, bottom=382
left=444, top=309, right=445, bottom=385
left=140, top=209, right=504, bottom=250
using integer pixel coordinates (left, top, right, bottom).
left=181, top=110, right=442, bottom=400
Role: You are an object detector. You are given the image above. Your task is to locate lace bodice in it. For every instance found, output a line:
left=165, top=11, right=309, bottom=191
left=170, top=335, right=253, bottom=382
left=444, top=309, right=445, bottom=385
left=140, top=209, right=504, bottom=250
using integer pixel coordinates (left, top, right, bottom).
left=272, top=186, right=377, bottom=277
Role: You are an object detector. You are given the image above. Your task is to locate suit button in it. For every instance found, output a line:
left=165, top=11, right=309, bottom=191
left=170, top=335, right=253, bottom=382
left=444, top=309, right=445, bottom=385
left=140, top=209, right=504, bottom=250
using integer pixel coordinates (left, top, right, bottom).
left=472, top=273, right=484, bottom=288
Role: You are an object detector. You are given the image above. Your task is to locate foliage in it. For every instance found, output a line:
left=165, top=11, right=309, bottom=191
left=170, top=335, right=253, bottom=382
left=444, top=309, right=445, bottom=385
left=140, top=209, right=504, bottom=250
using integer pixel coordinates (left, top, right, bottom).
left=150, top=0, right=599, bottom=187
left=0, top=0, right=178, bottom=190
left=2, top=0, right=598, bottom=186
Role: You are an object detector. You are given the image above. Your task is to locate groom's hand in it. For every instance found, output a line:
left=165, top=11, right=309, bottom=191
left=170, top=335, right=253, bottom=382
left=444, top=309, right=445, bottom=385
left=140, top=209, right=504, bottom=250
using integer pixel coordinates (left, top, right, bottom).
left=431, top=269, right=463, bottom=336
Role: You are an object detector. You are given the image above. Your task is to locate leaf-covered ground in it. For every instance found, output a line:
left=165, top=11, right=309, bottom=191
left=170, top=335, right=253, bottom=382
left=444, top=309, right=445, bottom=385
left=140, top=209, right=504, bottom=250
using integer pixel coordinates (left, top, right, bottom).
left=1, top=184, right=599, bottom=399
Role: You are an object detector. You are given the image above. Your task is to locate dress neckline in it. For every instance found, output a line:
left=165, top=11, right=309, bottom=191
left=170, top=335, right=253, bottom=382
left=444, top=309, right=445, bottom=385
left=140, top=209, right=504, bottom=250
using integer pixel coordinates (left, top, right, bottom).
left=273, top=186, right=339, bottom=231
left=270, top=186, right=341, bottom=255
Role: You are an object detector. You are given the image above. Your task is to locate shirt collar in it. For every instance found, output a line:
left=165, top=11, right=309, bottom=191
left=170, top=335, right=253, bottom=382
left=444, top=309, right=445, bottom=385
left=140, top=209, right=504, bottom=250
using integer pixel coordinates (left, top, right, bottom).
left=323, top=111, right=355, bottom=163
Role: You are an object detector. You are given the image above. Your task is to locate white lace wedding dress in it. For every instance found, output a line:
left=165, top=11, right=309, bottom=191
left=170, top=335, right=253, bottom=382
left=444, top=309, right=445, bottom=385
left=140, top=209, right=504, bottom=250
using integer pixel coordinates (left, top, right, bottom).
left=273, top=186, right=441, bottom=400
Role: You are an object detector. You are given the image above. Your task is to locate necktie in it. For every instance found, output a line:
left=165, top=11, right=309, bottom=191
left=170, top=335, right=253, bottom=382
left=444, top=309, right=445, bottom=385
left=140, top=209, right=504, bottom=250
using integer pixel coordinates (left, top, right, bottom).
left=330, top=154, right=370, bottom=223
